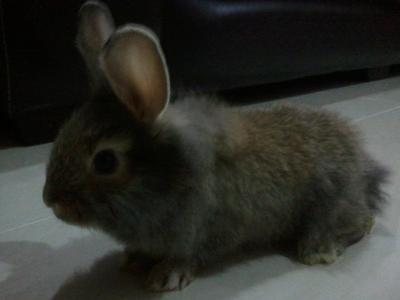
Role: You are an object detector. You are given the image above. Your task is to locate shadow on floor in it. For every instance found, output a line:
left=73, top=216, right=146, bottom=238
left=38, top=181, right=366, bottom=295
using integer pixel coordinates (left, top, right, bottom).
left=0, top=237, right=301, bottom=300
left=52, top=251, right=159, bottom=300
left=0, top=221, right=396, bottom=300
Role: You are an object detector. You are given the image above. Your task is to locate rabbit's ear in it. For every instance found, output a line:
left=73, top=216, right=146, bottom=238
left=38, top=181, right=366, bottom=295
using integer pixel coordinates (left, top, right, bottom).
left=76, top=1, right=115, bottom=87
left=100, top=25, right=170, bottom=123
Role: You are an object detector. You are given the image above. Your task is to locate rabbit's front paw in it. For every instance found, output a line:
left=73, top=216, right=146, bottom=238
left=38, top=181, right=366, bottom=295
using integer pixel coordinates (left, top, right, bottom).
left=146, top=261, right=193, bottom=292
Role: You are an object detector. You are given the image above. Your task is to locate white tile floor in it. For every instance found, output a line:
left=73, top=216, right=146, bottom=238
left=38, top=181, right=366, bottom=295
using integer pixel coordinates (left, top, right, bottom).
left=1, top=76, right=400, bottom=300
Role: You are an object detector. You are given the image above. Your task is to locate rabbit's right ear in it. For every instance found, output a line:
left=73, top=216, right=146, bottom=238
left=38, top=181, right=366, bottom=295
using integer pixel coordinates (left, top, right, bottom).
left=76, top=1, right=115, bottom=88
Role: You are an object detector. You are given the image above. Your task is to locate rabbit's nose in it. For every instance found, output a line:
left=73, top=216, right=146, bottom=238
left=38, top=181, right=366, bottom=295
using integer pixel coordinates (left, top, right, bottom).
left=43, top=183, right=50, bottom=206
left=43, top=182, right=55, bottom=207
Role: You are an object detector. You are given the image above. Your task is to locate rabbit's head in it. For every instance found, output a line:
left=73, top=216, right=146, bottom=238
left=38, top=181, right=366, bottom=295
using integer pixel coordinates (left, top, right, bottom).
left=43, top=1, right=185, bottom=230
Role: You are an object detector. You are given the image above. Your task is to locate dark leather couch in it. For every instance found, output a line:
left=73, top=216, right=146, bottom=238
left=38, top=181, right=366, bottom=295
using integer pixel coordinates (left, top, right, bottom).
left=1, top=0, right=400, bottom=145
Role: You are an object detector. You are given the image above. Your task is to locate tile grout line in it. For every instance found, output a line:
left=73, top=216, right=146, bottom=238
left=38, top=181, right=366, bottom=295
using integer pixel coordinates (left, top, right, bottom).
left=353, top=105, right=400, bottom=123
left=0, top=215, right=55, bottom=235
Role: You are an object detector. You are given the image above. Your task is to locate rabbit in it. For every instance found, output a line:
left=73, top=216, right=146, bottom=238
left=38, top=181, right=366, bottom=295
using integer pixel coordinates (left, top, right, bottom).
left=43, top=0, right=389, bottom=292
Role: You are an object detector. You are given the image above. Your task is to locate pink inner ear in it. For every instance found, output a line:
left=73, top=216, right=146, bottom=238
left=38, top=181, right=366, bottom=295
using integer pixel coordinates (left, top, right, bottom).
left=100, top=26, right=170, bottom=123
left=122, top=93, right=147, bottom=121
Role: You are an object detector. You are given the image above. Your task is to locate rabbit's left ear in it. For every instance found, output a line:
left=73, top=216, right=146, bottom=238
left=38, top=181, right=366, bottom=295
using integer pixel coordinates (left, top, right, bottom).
left=100, top=25, right=170, bottom=123
left=76, top=1, right=115, bottom=88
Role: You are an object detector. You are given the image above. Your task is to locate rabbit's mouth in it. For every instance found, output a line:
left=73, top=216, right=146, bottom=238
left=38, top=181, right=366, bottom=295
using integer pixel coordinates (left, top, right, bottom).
left=43, top=184, right=89, bottom=226
left=51, top=202, right=88, bottom=226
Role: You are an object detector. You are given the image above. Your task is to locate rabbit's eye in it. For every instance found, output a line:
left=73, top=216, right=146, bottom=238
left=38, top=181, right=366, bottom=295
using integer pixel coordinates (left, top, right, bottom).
left=93, top=149, right=118, bottom=175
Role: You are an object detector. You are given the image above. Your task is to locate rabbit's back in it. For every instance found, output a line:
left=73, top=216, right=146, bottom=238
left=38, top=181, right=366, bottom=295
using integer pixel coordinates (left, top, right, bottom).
left=238, top=104, right=362, bottom=179
left=204, top=104, right=370, bottom=249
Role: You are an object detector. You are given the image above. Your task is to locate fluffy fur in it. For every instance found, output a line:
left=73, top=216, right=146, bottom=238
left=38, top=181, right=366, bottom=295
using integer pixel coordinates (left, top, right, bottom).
left=43, top=1, right=389, bottom=292
left=44, top=93, right=388, bottom=284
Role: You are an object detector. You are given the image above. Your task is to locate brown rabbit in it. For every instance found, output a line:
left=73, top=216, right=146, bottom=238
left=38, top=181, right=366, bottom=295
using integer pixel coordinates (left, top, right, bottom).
left=43, top=1, right=389, bottom=292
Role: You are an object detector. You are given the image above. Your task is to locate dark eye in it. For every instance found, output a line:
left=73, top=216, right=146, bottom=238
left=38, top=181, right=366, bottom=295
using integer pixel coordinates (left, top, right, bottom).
left=93, top=149, right=118, bottom=175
